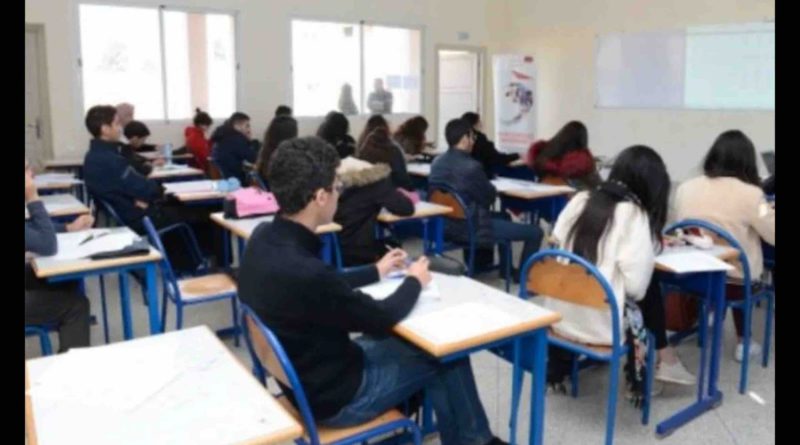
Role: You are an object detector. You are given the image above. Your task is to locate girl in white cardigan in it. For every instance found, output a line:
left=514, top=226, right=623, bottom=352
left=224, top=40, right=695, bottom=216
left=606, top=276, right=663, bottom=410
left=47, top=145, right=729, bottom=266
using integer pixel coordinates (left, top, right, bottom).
left=544, top=145, right=695, bottom=394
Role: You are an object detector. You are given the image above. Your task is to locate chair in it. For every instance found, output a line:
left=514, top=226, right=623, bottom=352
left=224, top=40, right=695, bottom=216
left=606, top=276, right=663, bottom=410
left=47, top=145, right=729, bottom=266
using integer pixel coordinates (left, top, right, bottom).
left=25, top=325, right=53, bottom=356
left=240, top=303, right=422, bottom=445
left=510, top=249, right=655, bottom=445
left=665, top=219, right=774, bottom=394
left=142, top=217, right=240, bottom=345
left=428, top=183, right=512, bottom=291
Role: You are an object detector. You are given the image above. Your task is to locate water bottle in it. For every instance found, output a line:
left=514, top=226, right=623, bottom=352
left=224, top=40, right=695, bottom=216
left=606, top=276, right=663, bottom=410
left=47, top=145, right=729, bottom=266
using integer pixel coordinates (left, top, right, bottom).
left=162, top=143, right=173, bottom=166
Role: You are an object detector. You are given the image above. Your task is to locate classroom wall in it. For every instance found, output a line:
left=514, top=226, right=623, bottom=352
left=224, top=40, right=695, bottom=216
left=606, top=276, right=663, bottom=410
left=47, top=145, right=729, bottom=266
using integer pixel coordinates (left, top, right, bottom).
left=25, top=0, right=508, bottom=160
left=501, top=0, right=775, bottom=180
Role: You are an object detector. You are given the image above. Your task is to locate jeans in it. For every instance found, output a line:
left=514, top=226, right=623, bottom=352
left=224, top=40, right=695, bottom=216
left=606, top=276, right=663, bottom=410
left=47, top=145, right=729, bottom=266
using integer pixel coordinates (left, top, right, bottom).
left=491, top=217, right=544, bottom=270
left=320, top=336, right=493, bottom=445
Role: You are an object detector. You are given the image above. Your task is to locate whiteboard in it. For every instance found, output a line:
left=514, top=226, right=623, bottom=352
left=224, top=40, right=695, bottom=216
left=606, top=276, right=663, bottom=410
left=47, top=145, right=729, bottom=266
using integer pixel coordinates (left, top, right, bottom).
left=595, top=22, right=774, bottom=110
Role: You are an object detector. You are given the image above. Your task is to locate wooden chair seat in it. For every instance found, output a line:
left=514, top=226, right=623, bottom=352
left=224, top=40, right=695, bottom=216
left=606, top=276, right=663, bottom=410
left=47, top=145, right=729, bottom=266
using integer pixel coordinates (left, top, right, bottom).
left=177, top=273, right=236, bottom=300
left=276, top=396, right=408, bottom=445
left=548, top=328, right=616, bottom=357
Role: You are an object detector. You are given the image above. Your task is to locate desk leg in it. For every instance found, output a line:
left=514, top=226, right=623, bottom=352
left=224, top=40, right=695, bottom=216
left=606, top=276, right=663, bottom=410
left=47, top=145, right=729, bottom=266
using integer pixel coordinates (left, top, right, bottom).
left=222, top=229, right=231, bottom=268
left=119, top=272, right=133, bottom=340
left=707, top=271, right=726, bottom=398
left=145, top=263, right=161, bottom=335
left=237, top=236, right=246, bottom=266
left=433, top=216, right=444, bottom=255
left=529, top=329, right=547, bottom=445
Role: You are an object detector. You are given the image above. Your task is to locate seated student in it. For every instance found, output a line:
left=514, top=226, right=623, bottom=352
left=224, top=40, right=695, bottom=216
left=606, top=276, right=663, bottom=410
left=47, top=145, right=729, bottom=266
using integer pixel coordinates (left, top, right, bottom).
left=237, top=136, right=508, bottom=445
left=545, top=145, right=695, bottom=396
left=673, top=130, right=775, bottom=362
left=255, top=115, right=298, bottom=188
left=358, top=126, right=414, bottom=191
left=429, top=118, right=543, bottom=276
left=526, top=120, right=600, bottom=189
left=185, top=108, right=213, bottom=173
left=394, top=116, right=429, bottom=157
left=275, top=104, right=292, bottom=118
left=25, top=160, right=92, bottom=352
left=115, top=102, right=135, bottom=143
left=121, top=121, right=161, bottom=176
left=82, top=105, right=218, bottom=269
left=461, top=112, right=520, bottom=178
left=317, top=111, right=357, bottom=159
left=334, top=156, right=414, bottom=266
left=211, top=112, right=256, bottom=184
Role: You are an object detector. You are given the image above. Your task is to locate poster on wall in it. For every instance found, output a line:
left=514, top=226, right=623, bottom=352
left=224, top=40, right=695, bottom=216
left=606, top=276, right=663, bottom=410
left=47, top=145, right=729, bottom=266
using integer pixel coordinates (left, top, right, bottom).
left=493, top=54, right=537, bottom=153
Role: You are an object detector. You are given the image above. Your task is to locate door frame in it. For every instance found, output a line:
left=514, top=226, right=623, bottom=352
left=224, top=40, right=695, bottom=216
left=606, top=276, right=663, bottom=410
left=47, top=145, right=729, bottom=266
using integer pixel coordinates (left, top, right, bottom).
left=434, top=44, right=486, bottom=146
left=25, top=23, right=54, bottom=163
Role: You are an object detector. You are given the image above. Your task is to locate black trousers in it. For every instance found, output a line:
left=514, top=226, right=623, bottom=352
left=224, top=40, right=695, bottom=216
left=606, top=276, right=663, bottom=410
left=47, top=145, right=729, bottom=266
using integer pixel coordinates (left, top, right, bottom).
left=25, top=266, right=90, bottom=353
left=547, top=275, right=669, bottom=384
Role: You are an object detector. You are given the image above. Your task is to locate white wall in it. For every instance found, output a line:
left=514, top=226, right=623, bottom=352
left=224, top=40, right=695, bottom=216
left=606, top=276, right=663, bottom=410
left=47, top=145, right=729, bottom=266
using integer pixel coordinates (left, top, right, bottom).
left=25, top=0, right=506, bottom=159
left=502, top=0, right=775, bottom=180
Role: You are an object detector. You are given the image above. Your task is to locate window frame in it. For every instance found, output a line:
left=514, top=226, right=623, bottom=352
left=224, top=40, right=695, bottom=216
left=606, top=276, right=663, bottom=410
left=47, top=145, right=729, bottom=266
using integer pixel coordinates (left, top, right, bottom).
left=289, top=15, right=426, bottom=118
left=73, top=1, right=242, bottom=124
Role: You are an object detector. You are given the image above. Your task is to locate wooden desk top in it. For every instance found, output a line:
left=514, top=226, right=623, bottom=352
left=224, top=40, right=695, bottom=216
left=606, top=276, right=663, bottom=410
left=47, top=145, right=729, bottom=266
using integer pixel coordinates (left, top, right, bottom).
left=149, top=165, right=205, bottom=180
left=210, top=212, right=342, bottom=240
left=492, top=177, right=575, bottom=200
left=360, top=273, right=561, bottom=358
left=31, top=228, right=162, bottom=278
left=173, top=191, right=228, bottom=203
left=137, top=151, right=194, bottom=161
left=25, top=326, right=303, bottom=445
left=44, top=159, right=83, bottom=169
left=377, top=202, right=452, bottom=223
left=25, top=195, right=90, bottom=219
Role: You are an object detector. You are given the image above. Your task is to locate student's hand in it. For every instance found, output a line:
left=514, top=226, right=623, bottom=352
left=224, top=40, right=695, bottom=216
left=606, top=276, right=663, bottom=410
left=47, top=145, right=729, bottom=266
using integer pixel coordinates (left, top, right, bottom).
left=152, top=158, right=166, bottom=167
left=406, top=256, right=431, bottom=287
left=134, top=200, right=149, bottom=210
left=65, top=214, right=95, bottom=232
left=376, top=248, right=408, bottom=278
left=25, top=167, right=39, bottom=203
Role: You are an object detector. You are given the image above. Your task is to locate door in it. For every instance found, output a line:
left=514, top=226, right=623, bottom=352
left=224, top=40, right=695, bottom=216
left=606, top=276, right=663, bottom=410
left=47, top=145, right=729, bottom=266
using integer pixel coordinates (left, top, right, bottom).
left=436, top=49, right=481, bottom=150
left=25, top=25, right=52, bottom=169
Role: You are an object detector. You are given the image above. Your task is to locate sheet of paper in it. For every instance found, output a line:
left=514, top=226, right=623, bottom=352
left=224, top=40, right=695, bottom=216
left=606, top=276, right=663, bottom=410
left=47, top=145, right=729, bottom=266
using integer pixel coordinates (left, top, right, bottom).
left=44, top=229, right=141, bottom=261
left=359, top=277, right=440, bottom=301
left=399, top=302, right=519, bottom=344
left=164, top=180, right=217, bottom=194
left=656, top=250, right=735, bottom=273
left=407, top=163, right=431, bottom=176
left=491, top=177, right=574, bottom=193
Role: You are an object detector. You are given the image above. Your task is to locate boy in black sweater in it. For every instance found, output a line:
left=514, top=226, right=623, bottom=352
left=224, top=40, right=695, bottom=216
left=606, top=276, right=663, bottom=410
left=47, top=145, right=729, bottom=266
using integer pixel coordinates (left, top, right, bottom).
left=237, top=136, right=507, bottom=445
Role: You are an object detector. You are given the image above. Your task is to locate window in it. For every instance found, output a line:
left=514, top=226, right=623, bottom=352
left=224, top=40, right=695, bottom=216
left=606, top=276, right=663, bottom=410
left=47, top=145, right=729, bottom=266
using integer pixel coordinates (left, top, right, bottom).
left=292, top=20, right=422, bottom=117
left=78, top=4, right=238, bottom=120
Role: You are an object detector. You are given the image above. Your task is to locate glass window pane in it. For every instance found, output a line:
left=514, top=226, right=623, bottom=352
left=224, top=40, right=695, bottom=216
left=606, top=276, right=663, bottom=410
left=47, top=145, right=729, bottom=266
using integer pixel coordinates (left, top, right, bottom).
left=78, top=4, right=164, bottom=120
left=363, top=25, right=422, bottom=115
left=292, top=20, right=361, bottom=117
left=163, top=11, right=191, bottom=120
left=206, top=14, right=237, bottom=118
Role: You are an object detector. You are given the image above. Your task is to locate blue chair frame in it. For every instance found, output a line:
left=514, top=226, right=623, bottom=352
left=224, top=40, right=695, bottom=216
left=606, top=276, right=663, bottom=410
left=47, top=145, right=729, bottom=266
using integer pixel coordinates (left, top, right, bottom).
left=25, top=325, right=54, bottom=356
left=427, top=183, right=512, bottom=291
left=511, top=249, right=655, bottom=445
left=142, top=217, right=240, bottom=345
left=240, top=304, right=422, bottom=445
left=665, top=219, right=774, bottom=394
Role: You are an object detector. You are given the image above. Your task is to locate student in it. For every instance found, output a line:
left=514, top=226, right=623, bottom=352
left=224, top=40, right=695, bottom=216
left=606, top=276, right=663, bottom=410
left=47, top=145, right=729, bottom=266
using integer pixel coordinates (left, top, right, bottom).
left=82, top=105, right=218, bottom=269
left=25, top=160, right=92, bottom=352
left=115, top=102, right=135, bottom=128
left=237, top=136, right=507, bottom=445
left=338, top=83, right=359, bottom=116
left=210, top=111, right=256, bottom=184
left=545, top=145, right=696, bottom=396
left=673, top=130, right=775, bottom=362
left=367, top=78, right=393, bottom=114
left=526, top=120, right=600, bottom=189
left=429, top=118, right=543, bottom=276
left=275, top=105, right=292, bottom=117
left=121, top=121, right=161, bottom=176
left=356, top=114, right=389, bottom=149
left=334, top=156, right=414, bottom=266
left=358, top=126, right=414, bottom=191
left=185, top=108, right=213, bottom=173
left=461, top=112, right=520, bottom=178
left=317, top=111, right=356, bottom=159
left=394, top=116, right=429, bottom=157
left=255, top=115, right=298, bottom=188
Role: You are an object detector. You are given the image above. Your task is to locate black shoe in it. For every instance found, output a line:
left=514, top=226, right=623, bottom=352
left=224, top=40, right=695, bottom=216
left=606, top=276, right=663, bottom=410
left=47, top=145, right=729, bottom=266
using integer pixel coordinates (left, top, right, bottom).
left=485, top=437, right=510, bottom=445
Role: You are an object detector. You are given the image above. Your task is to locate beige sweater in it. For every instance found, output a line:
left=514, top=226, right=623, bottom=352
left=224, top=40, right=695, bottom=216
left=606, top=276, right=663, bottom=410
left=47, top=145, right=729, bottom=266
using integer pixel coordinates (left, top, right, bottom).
left=673, top=176, right=775, bottom=279
left=544, top=191, right=656, bottom=346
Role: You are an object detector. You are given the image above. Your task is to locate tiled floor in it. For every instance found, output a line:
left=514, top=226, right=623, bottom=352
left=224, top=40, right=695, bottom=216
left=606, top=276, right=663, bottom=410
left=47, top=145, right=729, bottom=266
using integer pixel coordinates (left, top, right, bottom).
left=25, top=238, right=775, bottom=444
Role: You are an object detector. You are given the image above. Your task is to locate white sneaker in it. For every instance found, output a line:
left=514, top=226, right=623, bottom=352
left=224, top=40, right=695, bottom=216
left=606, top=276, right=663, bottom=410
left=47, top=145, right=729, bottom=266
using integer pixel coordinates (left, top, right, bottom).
left=734, top=341, right=762, bottom=362
left=655, top=360, right=697, bottom=386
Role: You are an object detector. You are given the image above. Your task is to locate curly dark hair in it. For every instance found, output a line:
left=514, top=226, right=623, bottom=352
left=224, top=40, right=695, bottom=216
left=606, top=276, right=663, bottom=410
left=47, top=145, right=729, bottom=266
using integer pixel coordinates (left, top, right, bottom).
left=267, top=136, right=341, bottom=215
